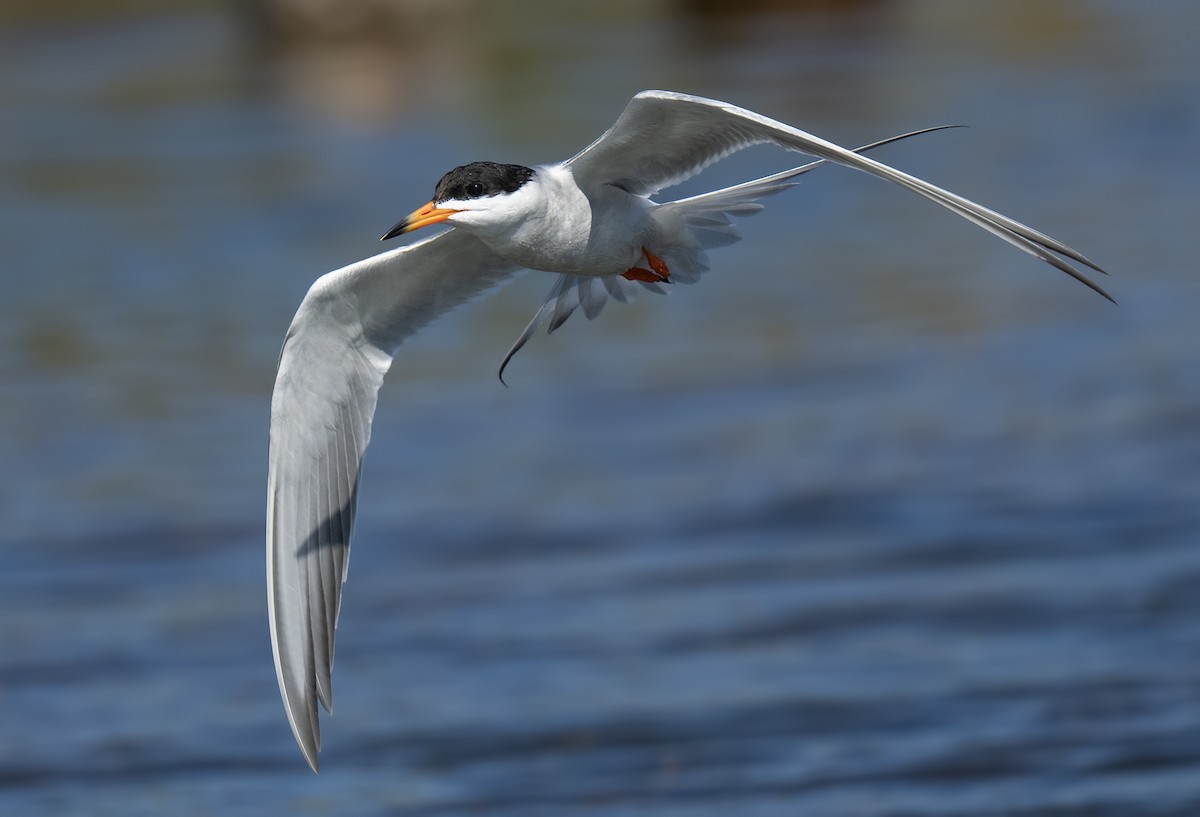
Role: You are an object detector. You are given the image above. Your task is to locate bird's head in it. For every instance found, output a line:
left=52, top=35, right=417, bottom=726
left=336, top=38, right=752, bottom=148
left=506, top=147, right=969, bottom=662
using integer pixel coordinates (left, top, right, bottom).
left=381, top=161, right=537, bottom=240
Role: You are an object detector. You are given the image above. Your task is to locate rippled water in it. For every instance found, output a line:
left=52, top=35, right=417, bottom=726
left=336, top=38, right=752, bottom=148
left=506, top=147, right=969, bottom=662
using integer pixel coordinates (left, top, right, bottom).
left=2, top=1, right=1199, bottom=815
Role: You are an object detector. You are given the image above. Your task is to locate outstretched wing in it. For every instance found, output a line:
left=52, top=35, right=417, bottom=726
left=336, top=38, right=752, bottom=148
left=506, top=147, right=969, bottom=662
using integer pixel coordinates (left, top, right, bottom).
left=566, top=90, right=1111, bottom=301
left=497, top=126, right=973, bottom=382
left=267, top=229, right=520, bottom=771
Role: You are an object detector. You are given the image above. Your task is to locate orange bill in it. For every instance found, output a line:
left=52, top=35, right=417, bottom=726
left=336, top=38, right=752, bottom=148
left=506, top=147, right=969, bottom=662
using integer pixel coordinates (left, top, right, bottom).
left=380, top=201, right=460, bottom=240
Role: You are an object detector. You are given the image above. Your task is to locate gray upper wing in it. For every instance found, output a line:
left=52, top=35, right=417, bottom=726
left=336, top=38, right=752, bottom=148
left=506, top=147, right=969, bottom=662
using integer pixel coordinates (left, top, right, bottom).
left=266, top=229, right=520, bottom=770
left=565, top=90, right=770, bottom=196
left=566, top=91, right=1110, bottom=299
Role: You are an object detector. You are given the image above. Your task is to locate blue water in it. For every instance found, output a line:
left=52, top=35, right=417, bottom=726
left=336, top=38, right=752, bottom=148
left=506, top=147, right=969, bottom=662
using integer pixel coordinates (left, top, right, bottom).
left=2, top=2, right=1199, bottom=814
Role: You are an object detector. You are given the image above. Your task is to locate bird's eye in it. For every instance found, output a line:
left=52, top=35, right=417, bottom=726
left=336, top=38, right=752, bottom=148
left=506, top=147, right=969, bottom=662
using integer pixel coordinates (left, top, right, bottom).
left=465, top=181, right=485, bottom=198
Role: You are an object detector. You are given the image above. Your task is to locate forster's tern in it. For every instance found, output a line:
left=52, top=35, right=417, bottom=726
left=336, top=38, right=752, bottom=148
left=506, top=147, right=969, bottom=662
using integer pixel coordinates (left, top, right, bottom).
left=267, top=90, right=1111, bottom=770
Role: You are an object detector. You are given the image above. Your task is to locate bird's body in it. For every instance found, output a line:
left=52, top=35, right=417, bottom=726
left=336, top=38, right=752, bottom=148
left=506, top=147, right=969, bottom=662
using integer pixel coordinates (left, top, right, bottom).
left=480, top=164, right=656, bottom=275
left=267, top=90, right=1111, bottom=771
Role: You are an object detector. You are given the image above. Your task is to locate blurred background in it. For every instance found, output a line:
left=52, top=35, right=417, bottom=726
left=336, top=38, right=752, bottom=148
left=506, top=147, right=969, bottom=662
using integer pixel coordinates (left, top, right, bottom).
left=2, top=1, right=1198, bottom=815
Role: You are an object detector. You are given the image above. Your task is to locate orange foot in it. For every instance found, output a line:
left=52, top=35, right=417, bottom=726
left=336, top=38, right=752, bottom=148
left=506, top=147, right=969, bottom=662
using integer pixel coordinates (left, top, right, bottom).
left=622, top=247, right=671, bottom=283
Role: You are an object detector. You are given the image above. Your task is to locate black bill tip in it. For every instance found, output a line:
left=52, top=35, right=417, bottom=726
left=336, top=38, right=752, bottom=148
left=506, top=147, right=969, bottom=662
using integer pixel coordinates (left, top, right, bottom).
left=380, top=219, right=409, bottom=241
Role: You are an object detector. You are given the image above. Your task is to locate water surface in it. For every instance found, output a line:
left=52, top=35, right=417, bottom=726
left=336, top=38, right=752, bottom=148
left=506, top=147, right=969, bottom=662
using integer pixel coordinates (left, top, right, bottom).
left=1, top=2, right=1198, bottom=814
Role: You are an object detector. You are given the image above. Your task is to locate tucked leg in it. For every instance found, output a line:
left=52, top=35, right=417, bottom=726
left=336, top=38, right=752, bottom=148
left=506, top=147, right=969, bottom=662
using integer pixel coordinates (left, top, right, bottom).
left=621, top=267, right=663, bottom=283
left=621, top=247, right=671, bottom=283
left=642, top=247, right=670, bottom=281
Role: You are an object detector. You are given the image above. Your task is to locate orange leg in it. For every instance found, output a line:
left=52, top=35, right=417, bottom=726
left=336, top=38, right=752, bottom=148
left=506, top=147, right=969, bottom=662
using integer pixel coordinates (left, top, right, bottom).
left=621, top=267, right=662, bottom=283
left=621, top=247, right=671, bottom=283
left=642, top=247, right=670, bottom=281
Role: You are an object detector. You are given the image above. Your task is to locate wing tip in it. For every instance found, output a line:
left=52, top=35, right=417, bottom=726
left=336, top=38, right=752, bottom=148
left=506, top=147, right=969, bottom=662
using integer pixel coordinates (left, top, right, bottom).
left=287, top=691, right=323, bottom=772
left=302, top=740, right=321, bottom=773
left=281, top=681, right=324, bottom=772
left=1087, top=276, right=1118, bottom=304
left=267, top=548, right=326, bottom=773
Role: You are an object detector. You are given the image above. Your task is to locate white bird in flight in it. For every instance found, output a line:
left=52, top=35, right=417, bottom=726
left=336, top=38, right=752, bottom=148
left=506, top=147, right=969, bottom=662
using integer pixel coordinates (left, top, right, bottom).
left=266, top=90, right=1111, bottom=771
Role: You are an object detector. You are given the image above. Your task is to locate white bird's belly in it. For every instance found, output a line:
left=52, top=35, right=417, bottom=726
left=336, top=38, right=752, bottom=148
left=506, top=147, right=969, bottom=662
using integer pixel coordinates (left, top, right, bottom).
left=490, top=166, right=656, bottom=276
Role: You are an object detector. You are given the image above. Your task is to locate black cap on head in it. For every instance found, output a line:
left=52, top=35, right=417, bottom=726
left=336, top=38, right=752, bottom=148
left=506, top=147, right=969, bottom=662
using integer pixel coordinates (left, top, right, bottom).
left=433, top=162, right=535, bottom=204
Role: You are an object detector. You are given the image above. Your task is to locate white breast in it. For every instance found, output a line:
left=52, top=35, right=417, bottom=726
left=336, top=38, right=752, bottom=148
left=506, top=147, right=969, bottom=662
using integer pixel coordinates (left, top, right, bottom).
left=492, top=165, right=656, bottom=276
